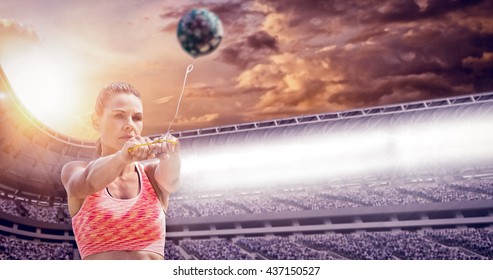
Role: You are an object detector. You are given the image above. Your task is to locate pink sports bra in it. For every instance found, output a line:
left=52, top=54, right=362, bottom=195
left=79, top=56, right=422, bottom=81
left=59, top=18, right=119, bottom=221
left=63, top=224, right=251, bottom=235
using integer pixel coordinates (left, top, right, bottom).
left=71, top=163, right=165, bottom=259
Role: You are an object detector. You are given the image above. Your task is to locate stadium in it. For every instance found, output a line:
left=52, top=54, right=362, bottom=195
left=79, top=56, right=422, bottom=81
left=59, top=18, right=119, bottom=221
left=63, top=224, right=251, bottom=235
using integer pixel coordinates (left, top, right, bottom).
left=1, top=65, right=493, bottom=260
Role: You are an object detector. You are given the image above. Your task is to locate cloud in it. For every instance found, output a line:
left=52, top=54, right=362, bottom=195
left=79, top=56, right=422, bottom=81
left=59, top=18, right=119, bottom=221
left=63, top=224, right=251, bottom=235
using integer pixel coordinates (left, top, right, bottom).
left=246, top=30, right=278, bottom=51
left=219, top=30, right=279, bottom=70
left=154, top=96, right=174, bottom=104
left=234, top=52, right=345, bottom=120
left=376, top=0, right=421, bottom=22
left=230, top=0, right=493, bottom=115
left=328, top=73, right=474, bottom=108
left=176, top=113, right=220, bottom=124
left=148, top=112, right=227, bottom=132
left=462, top=52, right=493, bottom=91
left=463, top=52, right=493, bottom=72
left=419, top=0, right=484, bottom=18
left=0, top=18, right=40, bottom=60
left=10, top=0, right=491, bottom=135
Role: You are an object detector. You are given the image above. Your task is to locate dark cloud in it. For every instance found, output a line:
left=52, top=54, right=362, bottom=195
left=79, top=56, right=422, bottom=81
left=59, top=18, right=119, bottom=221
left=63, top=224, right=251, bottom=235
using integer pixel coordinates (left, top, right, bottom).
left=335, top=23, right=483, bottom=79
left=247, top=31, right=278, bottom=51
left=377, top=0, right=421, bottom=22
left=463, top=52, right=493, bottom=72
left=220, top=31, right=279, bottom=69
left=262, top=0, right=487, bottom=27
left=421, top=0, right=483, bottom=18
left=269, top=0, right=354, bottom=18
left=328, top=73, right=472, bottom=108
left=367, top=0, right=485, bottom=23
left=310, top=1, right=493, bottom=107
left=463, top=52, right=493, bottom=92
left=208, top=1, right=249, bottom=28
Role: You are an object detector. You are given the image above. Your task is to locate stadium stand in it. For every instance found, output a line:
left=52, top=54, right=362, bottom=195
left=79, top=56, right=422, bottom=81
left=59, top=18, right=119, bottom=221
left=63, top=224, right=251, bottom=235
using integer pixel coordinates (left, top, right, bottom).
left=0, top=235, right=73, bottom=260
left=166, top=179, right=493, bottom=218
left=2, top=176, right=493, bottom=259
left=164, top=241, right=186, bottom=260
left=0, top=195, right=70, bottom=223
left=181, top=239, right=253, bottom=260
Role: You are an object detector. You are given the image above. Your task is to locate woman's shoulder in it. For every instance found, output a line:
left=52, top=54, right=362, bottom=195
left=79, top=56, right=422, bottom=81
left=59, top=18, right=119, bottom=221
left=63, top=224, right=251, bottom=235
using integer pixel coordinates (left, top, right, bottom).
left=60, top=161, right=90, bottom=193
left=63, top=160, right=89, bottom=169
left=61, top=160, right=89, bottom=177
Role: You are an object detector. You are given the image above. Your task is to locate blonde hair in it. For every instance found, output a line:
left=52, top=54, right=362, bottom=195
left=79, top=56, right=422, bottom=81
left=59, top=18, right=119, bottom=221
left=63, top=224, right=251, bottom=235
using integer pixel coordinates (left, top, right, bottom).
left=94, top=82, right=142, bottom=155
left=95, top=82, right=141, bottom=116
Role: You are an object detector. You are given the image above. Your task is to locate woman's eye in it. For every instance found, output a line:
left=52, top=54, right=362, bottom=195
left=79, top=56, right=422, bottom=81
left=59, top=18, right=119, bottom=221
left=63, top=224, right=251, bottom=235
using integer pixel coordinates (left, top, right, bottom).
left=133, top=116, right=143, bottom=121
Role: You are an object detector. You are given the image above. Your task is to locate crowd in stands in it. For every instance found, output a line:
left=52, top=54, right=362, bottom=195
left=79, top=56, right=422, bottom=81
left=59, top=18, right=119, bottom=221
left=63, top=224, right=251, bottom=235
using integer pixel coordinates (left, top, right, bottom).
left=165, top=228, right=492, bottom=260
left=166, top=178, right=493, bottom=218
left=22, top=203, right=71, bottom=224
left=273, top=191, right=362, bottom=210
left=0, top=196, right=70, bottom=223
left=236, top=236, right=335, bottom=260
left=0, top=235, right=73, bottom=260
left=298, top=231, right=484, bottom=260
left=0, top=198, right=18, bottom=216
left=1, top=178, right=492, bottom=221
left=424, top=228, right=493, bottom=258
left=1, top=227, right=491, bottom=260
left=180, top=239, right=253, bottom=260
left=183, top=198, right=248, bottom=217
left=165, top=241, right=185, bottom=260
left=397, top=183, right=491, bottom=202
left=166, top=203, right=198, bottom=218
left=449, top=179, right=493, bottom=196
left=361, top=186, right=432, bottom=206
left=2, top=173, right=492, bottom=260
left=227, top=195, right=303, bottom=214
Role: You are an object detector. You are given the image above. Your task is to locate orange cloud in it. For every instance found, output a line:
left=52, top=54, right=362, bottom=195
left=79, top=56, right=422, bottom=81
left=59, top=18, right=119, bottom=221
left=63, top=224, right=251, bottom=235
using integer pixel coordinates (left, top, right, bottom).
left=237, top=52, right=345, bottom=118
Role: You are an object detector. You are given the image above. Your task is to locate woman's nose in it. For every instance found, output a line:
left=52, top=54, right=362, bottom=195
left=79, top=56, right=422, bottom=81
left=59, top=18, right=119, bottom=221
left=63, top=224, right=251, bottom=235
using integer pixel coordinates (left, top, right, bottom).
left=123, top=118, right=135, bottom=131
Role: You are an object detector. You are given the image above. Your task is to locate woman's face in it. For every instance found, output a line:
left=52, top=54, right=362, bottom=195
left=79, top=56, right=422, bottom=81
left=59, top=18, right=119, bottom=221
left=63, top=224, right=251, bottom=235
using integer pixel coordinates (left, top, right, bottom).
left=96, top=93, right=143, bottom=155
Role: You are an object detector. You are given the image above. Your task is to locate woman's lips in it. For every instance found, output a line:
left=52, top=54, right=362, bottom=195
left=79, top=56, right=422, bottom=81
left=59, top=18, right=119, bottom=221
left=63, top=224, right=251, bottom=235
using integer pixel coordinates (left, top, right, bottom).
left=120, top=135, right=133, bottom=140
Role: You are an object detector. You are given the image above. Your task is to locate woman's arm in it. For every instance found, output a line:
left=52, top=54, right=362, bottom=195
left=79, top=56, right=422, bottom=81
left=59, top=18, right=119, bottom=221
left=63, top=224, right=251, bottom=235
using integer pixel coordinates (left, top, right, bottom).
left=61, top=137, right=157, bottom=199
left=61, top=151, right=128, bottom=199
left=154, top=151, right=181, bottom=193
left=153, top=135, right=181, bottom=193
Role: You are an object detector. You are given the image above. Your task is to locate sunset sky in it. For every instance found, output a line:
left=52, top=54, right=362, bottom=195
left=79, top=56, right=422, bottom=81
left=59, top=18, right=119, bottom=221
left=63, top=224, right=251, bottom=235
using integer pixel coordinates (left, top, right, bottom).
left=1, top=0, right=492, bottom=140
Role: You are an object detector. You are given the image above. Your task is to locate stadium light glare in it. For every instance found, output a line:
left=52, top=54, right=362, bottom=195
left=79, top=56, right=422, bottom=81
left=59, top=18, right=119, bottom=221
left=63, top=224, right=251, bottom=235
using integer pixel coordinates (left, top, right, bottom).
left=392, top=116, right=493, bottom=170
left=181, top=127, right=396, bottom=190
left=180, top=113, right=493, bottom=191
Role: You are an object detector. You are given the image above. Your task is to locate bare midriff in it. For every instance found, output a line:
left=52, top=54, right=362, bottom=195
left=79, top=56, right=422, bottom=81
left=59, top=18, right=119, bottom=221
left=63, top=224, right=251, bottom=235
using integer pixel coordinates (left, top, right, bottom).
left=84, top=250, right=164, bottom=260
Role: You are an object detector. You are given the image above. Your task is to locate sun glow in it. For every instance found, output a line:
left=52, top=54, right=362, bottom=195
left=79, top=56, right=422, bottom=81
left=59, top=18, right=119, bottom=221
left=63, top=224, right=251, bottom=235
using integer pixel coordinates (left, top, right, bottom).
left=2, top=46, right=97, bottom=140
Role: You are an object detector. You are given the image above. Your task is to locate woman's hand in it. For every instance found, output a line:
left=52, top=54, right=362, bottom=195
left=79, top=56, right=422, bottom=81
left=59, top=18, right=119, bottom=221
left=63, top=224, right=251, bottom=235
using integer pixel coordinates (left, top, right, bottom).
left=155, top=133, right=180, bottom=160
left=119, top=136, right=160, bottom=163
